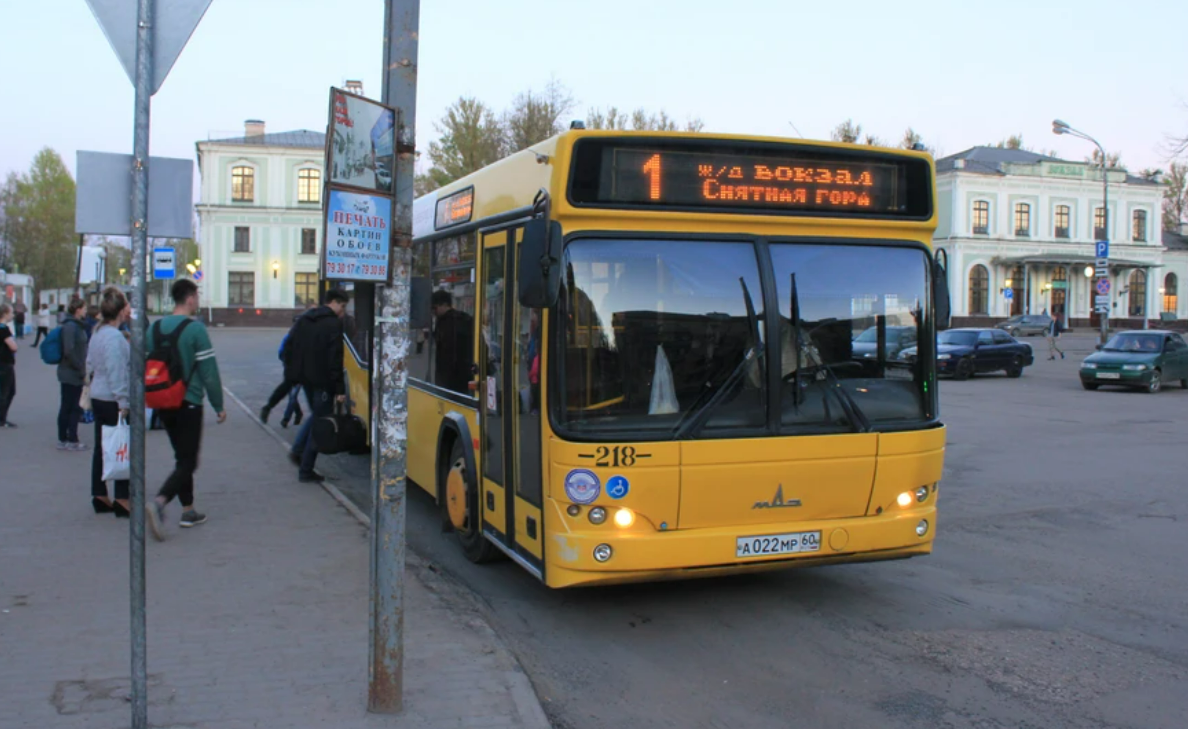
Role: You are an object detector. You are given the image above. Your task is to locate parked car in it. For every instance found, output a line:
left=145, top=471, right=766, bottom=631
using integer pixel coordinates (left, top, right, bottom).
left=852, top=325, right=918, bottom=361
left=1078, top=330, right=1188, bottom=393
left=900, top=328, right=1034, bottom=380
left=997, top=314, right=1053, bottom=337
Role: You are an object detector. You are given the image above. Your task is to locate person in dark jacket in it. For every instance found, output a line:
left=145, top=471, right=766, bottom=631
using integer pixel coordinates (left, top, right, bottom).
left=286, top=290, right=347, bottom=482
left=431, top=289, right=473, bottom=393
left=57, top=297, right=89, bottom=451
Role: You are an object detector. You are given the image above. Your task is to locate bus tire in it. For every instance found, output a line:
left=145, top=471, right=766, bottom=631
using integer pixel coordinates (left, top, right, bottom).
left=441, top=438, right=498, bottom=564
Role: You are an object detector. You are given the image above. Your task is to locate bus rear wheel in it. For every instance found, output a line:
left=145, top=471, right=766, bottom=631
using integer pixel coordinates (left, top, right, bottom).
left=442, top=439, right=498, bottom=564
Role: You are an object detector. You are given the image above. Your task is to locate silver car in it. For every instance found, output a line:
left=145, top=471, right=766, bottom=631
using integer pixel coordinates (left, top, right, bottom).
left=997, top=314, right=1052, bottom=337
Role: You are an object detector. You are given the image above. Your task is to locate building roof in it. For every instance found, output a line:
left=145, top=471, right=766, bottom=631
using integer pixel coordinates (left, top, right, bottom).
left=937, top=146, right=1159, bottom=186
left=203, top=130, right=325, bottom=149
left=1163, top=230, right=1188, bottom=251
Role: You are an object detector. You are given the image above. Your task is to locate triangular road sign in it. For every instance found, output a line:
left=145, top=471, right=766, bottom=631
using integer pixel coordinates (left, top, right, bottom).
left=85, top=0, right=212, bottom=95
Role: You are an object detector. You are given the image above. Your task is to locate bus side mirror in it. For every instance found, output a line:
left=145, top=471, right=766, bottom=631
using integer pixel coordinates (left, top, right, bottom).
left=410, top=276, right=432, bottom=330
left=933, top=250, right=951, bottom=331
left=518, top=218, right=563, bottom=308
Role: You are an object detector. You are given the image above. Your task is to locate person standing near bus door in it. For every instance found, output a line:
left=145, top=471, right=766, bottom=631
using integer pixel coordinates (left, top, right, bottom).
left=0, top=304, right=18, bottom=428
left=57, top=298, right=89, bottom=451
left=431, top=289, right=474, bottom=394
left=286, top=289, right=347, bottom=483
left=1046, top=317, right=1065, bottom=360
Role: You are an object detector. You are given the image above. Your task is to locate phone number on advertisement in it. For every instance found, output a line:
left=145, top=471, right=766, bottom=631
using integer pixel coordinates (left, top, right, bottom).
left=326, top=262, right=387, bottom=276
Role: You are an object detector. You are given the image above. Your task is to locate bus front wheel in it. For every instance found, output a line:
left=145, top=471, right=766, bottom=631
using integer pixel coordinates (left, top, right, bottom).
left=442, top=439, right=498, bottom=564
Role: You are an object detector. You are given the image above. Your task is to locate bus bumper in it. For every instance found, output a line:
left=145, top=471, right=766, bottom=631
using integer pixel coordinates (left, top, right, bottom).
left=542, top=504, right=936, bottom=588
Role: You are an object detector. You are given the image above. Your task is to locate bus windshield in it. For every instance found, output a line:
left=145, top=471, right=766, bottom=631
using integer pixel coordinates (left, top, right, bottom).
left=558, top=239, right=931, bottom=438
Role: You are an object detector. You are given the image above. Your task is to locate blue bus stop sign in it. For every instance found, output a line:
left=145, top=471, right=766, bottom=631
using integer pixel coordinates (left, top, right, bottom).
left=1003, top=289, right=1013, bottom=301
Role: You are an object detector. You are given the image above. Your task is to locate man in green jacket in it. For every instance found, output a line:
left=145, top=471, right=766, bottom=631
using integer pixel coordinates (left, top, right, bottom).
left=145, top=279, right=226, bottom=541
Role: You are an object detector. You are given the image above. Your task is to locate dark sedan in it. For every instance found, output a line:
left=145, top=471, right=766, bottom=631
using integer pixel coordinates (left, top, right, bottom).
left=1079, top=330, right=1188, bottom=393
left=901, top=328, right=1034, bottom=379
left=852, top=325, right=918, bottom=361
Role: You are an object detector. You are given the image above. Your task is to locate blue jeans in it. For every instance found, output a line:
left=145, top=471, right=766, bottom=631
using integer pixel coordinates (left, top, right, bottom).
left=282, top=385, right=302, bottom=424
left=291, top=387, right=332, bottom=475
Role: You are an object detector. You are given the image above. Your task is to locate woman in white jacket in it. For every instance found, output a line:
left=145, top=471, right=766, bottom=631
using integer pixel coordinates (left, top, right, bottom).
left=86, top=287, right=131, bottom=516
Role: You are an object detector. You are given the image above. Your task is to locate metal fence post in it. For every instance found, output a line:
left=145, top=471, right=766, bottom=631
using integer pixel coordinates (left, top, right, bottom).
left=369, top=0, right=419, bottom=713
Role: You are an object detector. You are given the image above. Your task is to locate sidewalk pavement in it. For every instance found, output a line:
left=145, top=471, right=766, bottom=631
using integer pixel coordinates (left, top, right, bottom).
left=0, top=343, right=550, bottom=729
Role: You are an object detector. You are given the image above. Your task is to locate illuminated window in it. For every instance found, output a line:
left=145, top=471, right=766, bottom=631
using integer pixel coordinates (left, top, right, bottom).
left=1051, top=266, right=1066, bottom=318
left=297, top=168, right=320, bottom=203
left=1132, top=210, right=1147, bottom=242
left=231, top=166, right=254, bottom=202
left=972, top=201, right=989, bottom=235
left=300, top=228, right=316, bottom=255
left=1094, top=207, right=1107, bottom=240
left=1014, top=203, right=1031, bottom=237
left=1009, top=266, right=1024, bottom=316
left=1164, top=273, right=1178, bottom=314
left=968, top=264, right=989, bottom=315
left=1054, top=205, right=1070, bottom=239
left=228, top=272, right=254, bottom=306
left=233, top=226, right=250, bottom=253
left=295, top=273, right=318, bottom=307
left=1128, top=269, right=1146, bottom=317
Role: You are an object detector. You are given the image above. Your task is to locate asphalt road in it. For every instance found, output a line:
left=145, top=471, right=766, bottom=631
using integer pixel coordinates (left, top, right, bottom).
left=214, top=327, right=1188, bottom=729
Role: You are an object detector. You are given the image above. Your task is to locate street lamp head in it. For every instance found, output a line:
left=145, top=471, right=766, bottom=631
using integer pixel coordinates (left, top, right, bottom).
left=193, top=258, right=201, bottom=267
left=1083, top=265, right=1094, bottom=278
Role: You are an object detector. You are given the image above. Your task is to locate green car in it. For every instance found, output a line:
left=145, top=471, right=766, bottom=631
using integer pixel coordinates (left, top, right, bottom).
left=1079, top=330, right=1188, bottom=393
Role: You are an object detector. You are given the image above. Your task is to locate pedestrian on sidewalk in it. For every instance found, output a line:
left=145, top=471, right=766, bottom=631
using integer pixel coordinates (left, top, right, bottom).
left=12, top=297, right=27, bottom=340
left=0, top=303, right=18, bottom=428
left=85, top=287, right=131, bottom=517
left=32, top=303, right=51, bottom=346
left=83, top=305, right=100, bottom=339
left=260, top=310, right=309, bottom=428
left=145, top=279, right=227, bottom=541
left=57, top=297, right=89, bottom=451
left=1046, top=316, right=1065, bottom=360
left=55, top=304, right=66, bottom=325
left=286, top=289, right=347, bottom=483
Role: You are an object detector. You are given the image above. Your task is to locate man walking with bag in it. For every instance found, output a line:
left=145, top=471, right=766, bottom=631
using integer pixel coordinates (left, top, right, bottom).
left=145, top=279, right=227, bottom=541
left=1046, top=315, right=1065, bottom=360
left=286, top=290, right=347, bottom=483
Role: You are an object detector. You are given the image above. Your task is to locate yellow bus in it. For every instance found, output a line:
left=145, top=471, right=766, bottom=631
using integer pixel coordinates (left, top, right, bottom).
left=334, top=130, right=950, bottom=588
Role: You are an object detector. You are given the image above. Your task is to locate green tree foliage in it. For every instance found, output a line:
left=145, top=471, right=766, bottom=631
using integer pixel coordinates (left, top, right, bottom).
left=830, top=119, right=861, bottom=144
left=504, top=79, right=574, bottom=153
left=415, top=97, right=505, bottom=195
left=1162, top=161, right=1188, bottom=232
left=1, top=148, right=78, bottom=291
left=994, top=134, right=1027, bottom=150
left=1085, top=148, right=1124, bottom=169
left=586, top=106, right=704, bottom=132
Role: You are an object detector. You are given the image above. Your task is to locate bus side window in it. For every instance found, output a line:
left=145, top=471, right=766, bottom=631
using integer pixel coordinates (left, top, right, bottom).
left=428, top=234, right=477, bottom=394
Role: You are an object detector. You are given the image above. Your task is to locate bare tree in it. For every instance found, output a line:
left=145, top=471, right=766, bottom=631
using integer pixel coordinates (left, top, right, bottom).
left=586, top=107, right=703, bottom=132
left=416, top=97, right=505, bottom=194
left=831, top=119, right=862, bottom=144
left=504, top=78, right=575, bottom=152
left=994, top=134, right=1027, bottom=150
left=1085, top=148, right=1124, bottom=169
left=1162, top=161, right=1188, bottom=232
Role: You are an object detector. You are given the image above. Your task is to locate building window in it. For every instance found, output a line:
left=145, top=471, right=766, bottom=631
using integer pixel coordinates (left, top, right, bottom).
left=1014, top=203, right=1031, bottom=237
left=1054, top=205, right=1070, bottom=239
left=968, top=264, right=989, bottom=315
left=971, top=201, right=989, bottom=235
left=231, top=166, right=255, bottom=202
left=1132, top=210, right=1147, bottom=242
left=295, top=272, right=318, bottom=307
left=1128, top=270, right=1146, bottom=317
left=1094, top=207, right=1106, bottom=241
left=233, top=226, right=250, bottom=253
left=1051, top=266, right=1067, bottom=319
left=297, top=168, right=320, bottom=203
left=1164, top=273, right=1178, bottom=314
left=228, top=272, right=255, bottom=306
left=301, top=228, right=317, bottom=255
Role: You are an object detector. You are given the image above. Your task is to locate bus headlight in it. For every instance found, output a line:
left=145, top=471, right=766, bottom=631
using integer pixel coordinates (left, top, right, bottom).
left=897, top=492, right=913, bottom=507
left=916, top=520, right=929, bottom=537
left=614, top=508, right=635, bottom=528
left=588, top=506, right=608, bottom=525
left=593, top=543, right=613, bottom=562
left=566, top=504, right=581, bottom=517
left=915, top=486, right=929, bottom=503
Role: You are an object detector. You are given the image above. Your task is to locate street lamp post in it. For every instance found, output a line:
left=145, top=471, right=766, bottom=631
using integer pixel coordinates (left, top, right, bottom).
left=1052, top=119, right=1109, bottom=345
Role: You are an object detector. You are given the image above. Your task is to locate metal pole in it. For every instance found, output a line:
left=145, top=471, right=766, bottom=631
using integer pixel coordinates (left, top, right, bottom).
left=369, top=0, right=418, bottom=713
left=75, top=234, right=85, bottom=297
left=128, top=0, right=153, bottom=727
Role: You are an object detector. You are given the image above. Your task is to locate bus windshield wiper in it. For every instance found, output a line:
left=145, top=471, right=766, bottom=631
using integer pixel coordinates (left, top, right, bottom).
left=673, top=278, right=764, bottom=440
left=789, top=277, right=870, bottom=433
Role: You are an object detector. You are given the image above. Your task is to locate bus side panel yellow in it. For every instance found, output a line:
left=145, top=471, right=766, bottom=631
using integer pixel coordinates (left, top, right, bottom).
left=482, top=479, right=508, bottom=536
left=867, top=428, right=946, bottom=516
left=514, top=497, right=543, bottom=560
left=343, top=352, right=370, bottom=435
left=406, top=386, right=439, bottom=496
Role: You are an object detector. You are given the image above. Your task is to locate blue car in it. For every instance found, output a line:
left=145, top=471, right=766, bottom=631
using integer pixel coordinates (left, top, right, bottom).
left=900, top=328, right=1034, bottom=380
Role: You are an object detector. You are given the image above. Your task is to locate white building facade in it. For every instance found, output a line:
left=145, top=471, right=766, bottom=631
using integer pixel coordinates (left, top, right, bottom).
left=195, top=121, right=325, bottom=326
left=934, top=147, right=1171, bottom=329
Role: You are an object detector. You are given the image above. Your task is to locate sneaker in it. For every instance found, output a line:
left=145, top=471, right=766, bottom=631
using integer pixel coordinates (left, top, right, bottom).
left=292, top=411, right=303, bottom=426
left=280, top=419, right=290, bottom=429
left=0, top=421, right=16, bottom=428
left=288, top=451, right=301, bottom=466
left=57, top=441, right=70, bottom=450
left=179, top=510, right=207, bottom=528
left=68, top=442, right=89, bottom=452
left=259, top=406, right=271, bottom=423
left=298, top=471, right=325, bottom=483
left=147, top=500, right=166, bottom=542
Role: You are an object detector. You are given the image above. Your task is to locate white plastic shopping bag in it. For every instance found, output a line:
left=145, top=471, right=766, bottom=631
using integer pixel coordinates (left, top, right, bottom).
left=648, top=345, right=679, bottom=415
left=101, top=415, right=131, bottom=482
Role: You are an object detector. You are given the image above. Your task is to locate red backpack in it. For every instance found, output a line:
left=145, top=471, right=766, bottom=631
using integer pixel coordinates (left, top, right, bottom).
left=145, top=319, right=194, bottom=410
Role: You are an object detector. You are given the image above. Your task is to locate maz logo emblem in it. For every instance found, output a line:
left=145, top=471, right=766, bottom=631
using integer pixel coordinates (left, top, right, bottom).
left=752, top=485, right=802, bottom=510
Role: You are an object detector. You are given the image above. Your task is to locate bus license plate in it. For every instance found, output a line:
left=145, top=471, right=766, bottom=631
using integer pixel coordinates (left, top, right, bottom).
left=1097, top=372, right=1121, bottom=379
left=736, top=531, right=821, bottom=558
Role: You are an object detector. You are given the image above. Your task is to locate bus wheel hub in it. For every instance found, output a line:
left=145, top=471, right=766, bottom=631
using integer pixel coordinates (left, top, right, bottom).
left=446, top=462, right=468, bottom=529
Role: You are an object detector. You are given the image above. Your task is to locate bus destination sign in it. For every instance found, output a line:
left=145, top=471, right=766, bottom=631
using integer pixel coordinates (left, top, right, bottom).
left=570, top=139, right=932, bottom=219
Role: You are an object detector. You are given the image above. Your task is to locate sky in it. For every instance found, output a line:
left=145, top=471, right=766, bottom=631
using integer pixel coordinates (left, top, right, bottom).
left=2, top=0, right=1187, bottom=190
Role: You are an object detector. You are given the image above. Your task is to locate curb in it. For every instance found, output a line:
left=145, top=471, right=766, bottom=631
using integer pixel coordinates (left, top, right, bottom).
left=222, top=386, right=552, bottom=729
